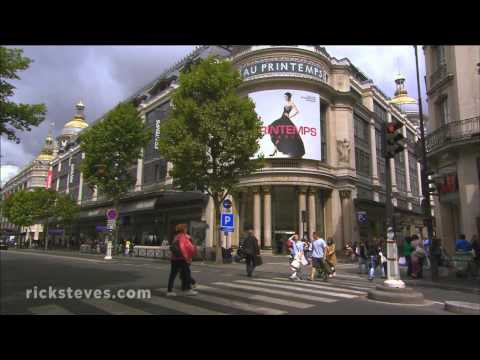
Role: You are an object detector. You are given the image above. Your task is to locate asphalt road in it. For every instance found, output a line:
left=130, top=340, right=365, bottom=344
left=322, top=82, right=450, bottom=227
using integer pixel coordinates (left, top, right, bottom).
left=1, top=250, right=477, bottom=315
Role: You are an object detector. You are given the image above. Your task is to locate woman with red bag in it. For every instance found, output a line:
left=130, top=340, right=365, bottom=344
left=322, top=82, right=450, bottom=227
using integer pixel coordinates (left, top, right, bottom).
left=167, top=224, right=198, bottom=297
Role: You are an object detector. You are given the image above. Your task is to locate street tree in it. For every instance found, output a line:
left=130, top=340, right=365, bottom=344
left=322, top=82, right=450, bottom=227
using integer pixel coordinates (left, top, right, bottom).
left=0, top=46, right=46, bottom=143
left=29, top=188, right=57, bottom=250
left=1, top=190, right=38, bottom=247
left=157, top=57, right=263, bottom=263
left=79, top=101, right=151, bottom=247
left=53, top=193, right=80, bottom=244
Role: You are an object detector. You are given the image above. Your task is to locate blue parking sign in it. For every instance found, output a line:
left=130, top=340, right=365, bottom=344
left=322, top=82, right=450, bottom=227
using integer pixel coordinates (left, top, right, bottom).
left=357, top=211, right=368, bottom=224
left=221, top=213, right=234, bottom=229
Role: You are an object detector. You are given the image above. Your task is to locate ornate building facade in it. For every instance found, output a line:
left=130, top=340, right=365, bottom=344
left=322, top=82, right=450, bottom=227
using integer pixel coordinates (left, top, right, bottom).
left=424, top=45, right=480, bottom=253
left=2, top=46, right=426, bottom=254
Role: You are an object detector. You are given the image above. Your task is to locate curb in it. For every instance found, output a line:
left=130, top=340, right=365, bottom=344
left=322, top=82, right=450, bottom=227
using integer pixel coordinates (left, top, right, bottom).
left=444, top=301, right=480, bottom=315
left=367, top=285, right=425, bottom=304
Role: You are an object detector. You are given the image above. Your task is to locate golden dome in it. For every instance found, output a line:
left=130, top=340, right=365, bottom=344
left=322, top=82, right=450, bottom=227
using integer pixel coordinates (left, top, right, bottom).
left=36, top=153, right=54, bottom=162
left=64, top=116, right=89, bottom=129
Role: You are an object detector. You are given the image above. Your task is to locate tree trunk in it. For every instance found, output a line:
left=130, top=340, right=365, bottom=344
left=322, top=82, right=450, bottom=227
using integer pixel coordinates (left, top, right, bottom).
left=213, top=197, right=223, bottom=264
left=113, top=198, right=120, bottom=255
left=44, top=219, right=49, bottom=251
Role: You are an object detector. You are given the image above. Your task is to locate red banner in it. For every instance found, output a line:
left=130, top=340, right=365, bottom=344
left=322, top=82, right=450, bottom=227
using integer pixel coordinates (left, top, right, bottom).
left=45, top=169, right=52, bottom=189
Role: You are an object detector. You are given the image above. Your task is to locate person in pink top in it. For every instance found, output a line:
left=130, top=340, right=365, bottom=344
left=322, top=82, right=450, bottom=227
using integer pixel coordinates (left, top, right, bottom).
left=167, top=224, right=197, bottom=296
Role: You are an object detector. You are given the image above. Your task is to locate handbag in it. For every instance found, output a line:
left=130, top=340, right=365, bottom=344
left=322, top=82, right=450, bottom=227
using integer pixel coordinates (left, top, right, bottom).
left=254, top=255, right=263, bottom=267
left=290, top=259, right=300, bottom=269
left=300, top=255, right=308, bottom=266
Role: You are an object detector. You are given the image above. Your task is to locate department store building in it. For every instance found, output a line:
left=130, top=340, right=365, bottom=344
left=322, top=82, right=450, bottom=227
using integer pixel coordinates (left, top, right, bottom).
left=1, top=45, right=425, bottom=255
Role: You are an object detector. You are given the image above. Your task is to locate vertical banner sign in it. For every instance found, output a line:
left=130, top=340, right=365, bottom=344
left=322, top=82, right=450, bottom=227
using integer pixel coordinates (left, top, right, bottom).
left=45, top=169, right=53, bottom=189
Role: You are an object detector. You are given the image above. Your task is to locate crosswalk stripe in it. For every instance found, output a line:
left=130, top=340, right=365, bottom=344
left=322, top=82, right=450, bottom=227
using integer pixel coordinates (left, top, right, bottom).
left=197, top=285, right=313, bottom=309
left=235, top=280, right=358, bottom=299
left=154, top=292, right=227, bottom=315
left=266, top=278, right=367, bottom=295
left=212, top=282, right=337, bottom=303
left=189, top=292, right=285, bottom=315
left=82, top=299, right=151, bottom=315
left=331, top=280, right=377, bottom=288
left=29, top=304, right=74, bottom=315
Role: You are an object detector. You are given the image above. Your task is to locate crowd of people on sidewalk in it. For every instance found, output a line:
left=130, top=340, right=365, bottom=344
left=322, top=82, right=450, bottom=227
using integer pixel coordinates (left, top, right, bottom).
left=286, top=232, right=337, bottom=282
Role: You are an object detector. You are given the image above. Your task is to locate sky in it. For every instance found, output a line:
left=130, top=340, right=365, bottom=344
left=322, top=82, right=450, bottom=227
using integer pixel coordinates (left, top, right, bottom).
left=0, top=45, right=427, bottom=186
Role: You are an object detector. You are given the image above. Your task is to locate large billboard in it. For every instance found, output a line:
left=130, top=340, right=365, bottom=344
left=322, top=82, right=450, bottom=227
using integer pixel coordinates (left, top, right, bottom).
left=249, top=89, right=321, bottom=160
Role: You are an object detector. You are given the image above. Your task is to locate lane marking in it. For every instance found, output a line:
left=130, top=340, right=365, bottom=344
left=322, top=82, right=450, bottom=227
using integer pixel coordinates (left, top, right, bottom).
left=82, top=299, right=151, bottom=315
left=235, top=280, right=358, bottom=299
left=188, top=293, right=285, bottom=315
left=266, top=278, right=367, bottom=295
left=212, top=282, right=336, bottom=303
left=197, top=285, right=313, bottom=309
left=153, top=291, right=227, bottom=315
left=28, top=304, right=74, bottom=315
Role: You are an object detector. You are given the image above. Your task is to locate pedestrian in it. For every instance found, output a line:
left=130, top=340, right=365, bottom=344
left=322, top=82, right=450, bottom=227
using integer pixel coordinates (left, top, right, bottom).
left=309, top=233, right=329, bottom=282
left=242, top=229, right=260, bottom=277
left=344, top=242, right=354, bottom=262
left=411, top=237, right=426, bottom=279
left=378, top=238, right=387, bottom=278
left=290, top=234, right=306, bottom=281
left=325, top=237, right=337, bottom=278
left=125, top=240, right=131, bottom=256
left=286, top=233, right=297, bottom=263
left=303, top=233, right=312, bottom=265
left=471, top=235, right=480, bottom=279
left=403, top=236, right=413, bottom=277
left=129, top=239, right=134, bottom=257
left=166, top=224, right=197, bottom=297
left=455, top=234, right=472, bottom=252
left=185, top=230, right=198, bottom=289
left=367, top=240, right=379, bottom=281
left=356, top=240, right=367, bottom=274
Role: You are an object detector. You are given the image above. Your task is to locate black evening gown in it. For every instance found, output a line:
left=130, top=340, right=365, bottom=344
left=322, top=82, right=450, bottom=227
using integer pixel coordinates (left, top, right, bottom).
left=269, top=105, right=305, bottom=157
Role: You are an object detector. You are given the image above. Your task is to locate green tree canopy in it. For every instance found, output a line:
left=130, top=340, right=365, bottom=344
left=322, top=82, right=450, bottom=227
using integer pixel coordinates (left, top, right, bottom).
left=157, top=57, right=263, bottom=262
left=0, top=46, right=46, bottom=143
left=79, top=101, right=151, bottom=202
left=1, top=190, right=38, bottom=229
left=53, top=193, right=79, bottom=226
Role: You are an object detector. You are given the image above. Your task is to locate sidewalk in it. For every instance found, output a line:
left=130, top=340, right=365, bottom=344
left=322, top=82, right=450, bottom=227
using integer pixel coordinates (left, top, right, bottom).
left=343, top=265, right=480, bottom=294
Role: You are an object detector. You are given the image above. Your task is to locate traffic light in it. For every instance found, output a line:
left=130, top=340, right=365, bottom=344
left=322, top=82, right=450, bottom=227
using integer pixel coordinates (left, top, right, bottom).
left=426, top=171, right=438, bottom=196
left=383, top=118, right=406, bottom=159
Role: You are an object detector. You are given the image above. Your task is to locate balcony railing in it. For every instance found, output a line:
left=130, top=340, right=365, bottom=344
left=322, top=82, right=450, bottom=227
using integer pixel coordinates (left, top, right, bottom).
left=429, top=63, right=447, bottom=88
left=426, top=116, right=480, bottom=153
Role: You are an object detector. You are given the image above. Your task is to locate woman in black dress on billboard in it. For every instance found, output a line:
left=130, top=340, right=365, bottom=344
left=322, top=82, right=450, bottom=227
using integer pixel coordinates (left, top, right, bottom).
left=269, top=92, right=305, bottom=158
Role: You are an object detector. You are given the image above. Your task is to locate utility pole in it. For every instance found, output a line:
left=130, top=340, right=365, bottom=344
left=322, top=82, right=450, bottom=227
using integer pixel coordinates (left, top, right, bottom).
left=414, top=45, right=436, bottom=281
left=382, top=120, right=405, bottom=287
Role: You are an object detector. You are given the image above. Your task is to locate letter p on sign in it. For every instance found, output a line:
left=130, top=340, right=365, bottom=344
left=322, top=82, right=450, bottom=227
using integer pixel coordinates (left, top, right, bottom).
left=221, top=213, right=234, bottom=229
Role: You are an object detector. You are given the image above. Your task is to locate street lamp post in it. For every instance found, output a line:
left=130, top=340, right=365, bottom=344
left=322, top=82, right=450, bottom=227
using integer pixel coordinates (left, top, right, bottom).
left=414, top=45, right=437, bottom=281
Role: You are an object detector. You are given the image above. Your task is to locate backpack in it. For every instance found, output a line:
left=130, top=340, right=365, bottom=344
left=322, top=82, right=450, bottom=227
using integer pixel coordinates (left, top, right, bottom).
left=170, top=238, right=183, bottom=258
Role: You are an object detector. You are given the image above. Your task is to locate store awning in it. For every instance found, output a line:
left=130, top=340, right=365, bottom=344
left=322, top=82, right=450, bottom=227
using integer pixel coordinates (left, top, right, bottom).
left=78, top=207, right=110, bottom=219
left=118, top=198, right=157, bottom=214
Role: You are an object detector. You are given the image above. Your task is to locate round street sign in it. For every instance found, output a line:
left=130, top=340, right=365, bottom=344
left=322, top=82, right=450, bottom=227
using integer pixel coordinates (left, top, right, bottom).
left=106, top=208, right=118, bottom=220
left=223, top=199, right=232, bottom=209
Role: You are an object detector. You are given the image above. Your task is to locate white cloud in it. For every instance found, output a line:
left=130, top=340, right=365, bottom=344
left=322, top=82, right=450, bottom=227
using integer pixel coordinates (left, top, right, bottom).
left=1, top=164, right=21, bottom=186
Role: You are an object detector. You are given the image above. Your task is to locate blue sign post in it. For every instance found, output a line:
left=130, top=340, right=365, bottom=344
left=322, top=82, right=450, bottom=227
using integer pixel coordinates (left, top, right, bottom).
left=221, top=213, right=234, bottom=229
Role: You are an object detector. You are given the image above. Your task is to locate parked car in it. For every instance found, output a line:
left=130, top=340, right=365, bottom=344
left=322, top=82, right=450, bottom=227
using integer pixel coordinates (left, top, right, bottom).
left=6, top=236, right=17, bottom=247
left=0, top=237, right=9, bottom=250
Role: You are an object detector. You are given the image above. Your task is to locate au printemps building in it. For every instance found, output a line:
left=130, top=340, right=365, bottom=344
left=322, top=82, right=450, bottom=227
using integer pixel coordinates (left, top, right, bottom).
left=1, top=46, right=427, bottom=256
